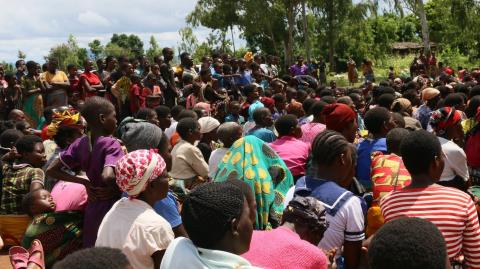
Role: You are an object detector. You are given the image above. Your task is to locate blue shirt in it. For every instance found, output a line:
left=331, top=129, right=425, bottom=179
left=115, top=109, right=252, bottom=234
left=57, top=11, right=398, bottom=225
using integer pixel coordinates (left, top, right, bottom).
left=225, top=114, right=245, bottom=124
left=356, top=138, right=387, bottom=188
left=247, top=128, right=276, bottom=143
left=235, top=70, right=252, bottom=86
left=248, top=100, right=265, bottom=122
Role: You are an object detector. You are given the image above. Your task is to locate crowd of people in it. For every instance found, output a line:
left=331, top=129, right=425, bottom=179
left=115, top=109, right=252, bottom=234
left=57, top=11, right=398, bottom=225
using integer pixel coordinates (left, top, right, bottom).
left=1, top=47, right=480, bottom=269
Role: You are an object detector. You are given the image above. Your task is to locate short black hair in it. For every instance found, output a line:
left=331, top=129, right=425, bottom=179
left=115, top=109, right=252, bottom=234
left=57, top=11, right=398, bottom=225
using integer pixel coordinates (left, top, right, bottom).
left=21, top=189, right=42, bottom=216
left=386, top=128, right=410, bottom=154
left=53, top=247, right=131, bottom=269
left=15, top=135, right=42, bottom=155
left=391, top=112, right=405, bottom=128
left=275, top=114, right=298, bottom=136
left=252, top=108, right=270, bottom=124
left=469, top=85, right=480, bottom=98
left=54, top=125, right=80, bottom=149
left=311, top=130, right=356, bottom=166
left=321, top=96, right=336, bottom=104
left=272, top=93, right=286, bottom=104
left=443, top=93, right=464, bottom=108
left=302, top=99, right=316, bottom=115
left=182, top=182, right=244, bottom=249
left=400, top=130, right=441, bottom=175
left=243, top=84, right=257, bottom=97
left=0, top=128, right=23, bottom=148
left=369, top=217, right=447, bottom=269
left=310, top=101, right=327, bottom=118
left=170, top=105, right=185, bottom=120
left=135, top=107, right=156, bottom=120
left=178, top=109, right=198, bottom=121
left=154, top=105, right=170, bottom=119
left=80, top=96, right=114, bottom=125
left=364, top=107, right=391, bottom=135
left=176, top=118, right=198, bottom=140
left=466, top=96, right=480, bottom=118
left=377, top=94, right=395, bottom=110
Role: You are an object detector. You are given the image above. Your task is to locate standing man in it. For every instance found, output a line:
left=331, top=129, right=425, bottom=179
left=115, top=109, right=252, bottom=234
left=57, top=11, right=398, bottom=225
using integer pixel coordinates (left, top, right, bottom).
left=160, top=47, right=178, bottom=108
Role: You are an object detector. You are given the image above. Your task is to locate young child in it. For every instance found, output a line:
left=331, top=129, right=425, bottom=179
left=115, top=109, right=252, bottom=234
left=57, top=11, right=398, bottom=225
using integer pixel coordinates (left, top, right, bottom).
left=208, top=122, right=243, bottom=179
left=356, top=107, right=396, bottom=189
left=0, top=135, right=46, bottom=215
left=143, top=73, right=163, bottom=109
left=46, top=96, right=125, bottom=247
left=225, top=101, right=245, bottom=124
left=21, top=188, right=83, bottom=268
left=129, top=74, right=144, bottom=114
left=111, top=63, right=133, bottom=118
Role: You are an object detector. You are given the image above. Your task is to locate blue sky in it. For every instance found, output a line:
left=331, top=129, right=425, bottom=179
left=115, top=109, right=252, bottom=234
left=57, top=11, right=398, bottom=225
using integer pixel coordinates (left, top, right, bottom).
left=0, top=0, right=244, bottom=63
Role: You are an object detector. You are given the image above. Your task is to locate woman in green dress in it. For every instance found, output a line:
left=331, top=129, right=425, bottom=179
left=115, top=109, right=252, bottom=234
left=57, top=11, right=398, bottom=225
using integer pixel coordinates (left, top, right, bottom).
left=214, top=135, right=294, bottom=230
left=21, top=61, right=45, bottom=129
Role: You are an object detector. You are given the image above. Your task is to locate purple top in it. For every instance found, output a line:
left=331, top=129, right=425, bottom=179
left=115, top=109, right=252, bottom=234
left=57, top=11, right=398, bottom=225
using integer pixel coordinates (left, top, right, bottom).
left=289, top=64, right=309, bottom=76
left=60, top=135, right=125, bottom=247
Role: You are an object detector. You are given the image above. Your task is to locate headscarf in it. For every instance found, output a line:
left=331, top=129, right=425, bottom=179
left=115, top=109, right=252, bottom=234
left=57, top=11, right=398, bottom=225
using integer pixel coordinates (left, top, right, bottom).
left=198, top=116, right=220, bottom=134
left=118, top=119, right=163, bottom=152
left=261, top=97, right=275, bottom=112
left=283, top=196, right=328, bottom=231
left=322, top=103, right=356, bottom=132
left=244, top=52, right=253, bottom=63
left=421, top=87, right=440, bottom=101
left=286, top=101, right=303, bottom=114
left=214, top=136, right=294, bottom=230
left=430, top=106, right=462, bottom=136
left=115, top=149, right=166, bottom=198
left=391, top=98, right=412, bottom=116
left=45, top=108, right=84, bottom=139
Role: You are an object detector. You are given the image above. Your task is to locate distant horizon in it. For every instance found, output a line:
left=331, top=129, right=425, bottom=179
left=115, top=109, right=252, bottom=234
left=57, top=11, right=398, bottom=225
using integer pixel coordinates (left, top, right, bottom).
left=0, top=0, right=245, bottom=64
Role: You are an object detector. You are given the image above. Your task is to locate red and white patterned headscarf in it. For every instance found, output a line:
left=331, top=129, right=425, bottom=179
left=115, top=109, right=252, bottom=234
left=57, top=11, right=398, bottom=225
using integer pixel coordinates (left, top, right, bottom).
left=115, top=149, right=166, bottom=198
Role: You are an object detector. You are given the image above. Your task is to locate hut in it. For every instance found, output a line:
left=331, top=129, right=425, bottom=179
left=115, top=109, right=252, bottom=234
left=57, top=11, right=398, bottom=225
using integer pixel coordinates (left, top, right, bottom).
left=390, top=42, right=437, bottom=55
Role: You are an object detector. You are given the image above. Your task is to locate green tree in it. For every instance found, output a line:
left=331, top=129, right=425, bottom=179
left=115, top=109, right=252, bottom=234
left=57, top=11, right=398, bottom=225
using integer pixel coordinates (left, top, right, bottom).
left=177, top=27, right=199, bottom=55
left=104, top=43, right=134, bottom=59
left=88, top=39, right=104, bottom=60
left=108, top=34, right=144, bottom=57
left=17, top=50, right=26, bottom=60
left=46, top=34, right=87, bottom=71
left=146, top=36, right=162, bottom=63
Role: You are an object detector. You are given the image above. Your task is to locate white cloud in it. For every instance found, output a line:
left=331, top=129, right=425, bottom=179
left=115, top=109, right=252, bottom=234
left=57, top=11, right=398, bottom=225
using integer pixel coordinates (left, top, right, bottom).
left=78, top=11, right=111, bottom=28
left=0, top=0, right=245, bottom=63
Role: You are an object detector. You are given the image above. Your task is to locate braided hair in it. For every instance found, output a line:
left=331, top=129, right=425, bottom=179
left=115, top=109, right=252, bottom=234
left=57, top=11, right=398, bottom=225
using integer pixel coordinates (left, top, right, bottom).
left=311, top=130, right=356, bottom=167
left=182, top=182, right=244, bottom=249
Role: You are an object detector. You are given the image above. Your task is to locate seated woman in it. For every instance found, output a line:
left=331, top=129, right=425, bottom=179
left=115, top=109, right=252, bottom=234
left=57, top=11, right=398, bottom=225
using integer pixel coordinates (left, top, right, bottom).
left=243, top=196, right=329, bottom=269
left=21, top=188, right=83, bottom=268
left=160, top=182, right=258, bottom=269
left=96, top=149, right=174, bottom=269
left=214, top=135, right=294, bottom=230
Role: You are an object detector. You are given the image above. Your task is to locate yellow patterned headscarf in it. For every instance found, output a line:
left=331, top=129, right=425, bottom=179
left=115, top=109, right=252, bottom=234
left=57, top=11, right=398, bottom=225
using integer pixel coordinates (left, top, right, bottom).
left=244, top=52, right=253, bottom=63
left=46, top=109, right=84, bottom=138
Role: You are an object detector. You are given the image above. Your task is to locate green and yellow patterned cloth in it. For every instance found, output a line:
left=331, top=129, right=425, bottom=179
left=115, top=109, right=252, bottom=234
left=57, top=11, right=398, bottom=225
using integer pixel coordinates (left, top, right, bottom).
left=214, top=135, right=293, bottom=230
left=22, top=211, right=83, bottom=268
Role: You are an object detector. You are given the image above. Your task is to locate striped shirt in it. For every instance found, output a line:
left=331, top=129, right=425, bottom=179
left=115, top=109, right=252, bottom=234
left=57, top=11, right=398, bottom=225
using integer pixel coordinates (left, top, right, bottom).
left=380, top=185, right=480, bottom=268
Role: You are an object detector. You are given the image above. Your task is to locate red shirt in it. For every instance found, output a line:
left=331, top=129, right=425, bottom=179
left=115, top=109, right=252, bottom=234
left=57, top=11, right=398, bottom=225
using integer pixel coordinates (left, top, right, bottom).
left=80, top=72, right=101, bottom=98
left=129, top=84, right=144, bottom=114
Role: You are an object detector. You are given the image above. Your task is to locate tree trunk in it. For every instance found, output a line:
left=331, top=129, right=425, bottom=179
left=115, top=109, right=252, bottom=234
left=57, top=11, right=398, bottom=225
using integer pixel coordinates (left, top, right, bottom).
left=416, top=0, right=430, bottom=55
left=230, top=25, right=236, bottom=54
left=326, top=0, right=335, bottom=71
left=285, top=0, right=295, bottom=67
left=302, top=1, right=311, bottom=63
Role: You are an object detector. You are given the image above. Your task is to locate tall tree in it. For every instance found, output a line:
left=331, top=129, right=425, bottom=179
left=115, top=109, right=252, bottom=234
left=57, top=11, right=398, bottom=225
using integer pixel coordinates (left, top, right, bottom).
left=109, top=34, right=144, bottom=57
left=88, top=39, right=103, bottom=60
left=146, top=36, right=161, bottom=62
left=46, top=34, right=87, bottom=70
left=177, top=27, right=199, bottom=55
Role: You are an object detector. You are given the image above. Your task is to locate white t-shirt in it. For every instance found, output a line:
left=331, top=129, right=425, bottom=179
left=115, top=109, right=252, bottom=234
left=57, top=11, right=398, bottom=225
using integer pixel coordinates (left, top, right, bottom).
left=208, top=148, right=229, bottom=178
left=318, top=196, right=365, bottom=251
left=165, top=120, right=178, bottom=139
left=438, top=137, right=469, bottom=182
left=96, top=198, right=174, bottom=269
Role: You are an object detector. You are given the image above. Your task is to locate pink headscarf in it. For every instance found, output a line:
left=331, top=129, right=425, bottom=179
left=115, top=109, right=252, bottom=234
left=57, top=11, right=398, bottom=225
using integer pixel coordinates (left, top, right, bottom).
left=115, top=149, right=166, bottom=198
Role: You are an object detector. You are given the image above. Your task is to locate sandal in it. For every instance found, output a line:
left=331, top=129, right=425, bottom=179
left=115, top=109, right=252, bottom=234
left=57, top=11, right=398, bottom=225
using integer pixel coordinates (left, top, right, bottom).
left=27, top=240, right=45, bottom=269
left=9, top=246, right=29, bottom=269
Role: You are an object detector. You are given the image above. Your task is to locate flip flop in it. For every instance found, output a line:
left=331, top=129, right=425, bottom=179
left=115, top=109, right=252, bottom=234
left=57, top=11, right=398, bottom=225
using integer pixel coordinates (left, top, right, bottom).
left=9, top=246, right=29, bottom=269
left=27, top=240, right=45, bottom=269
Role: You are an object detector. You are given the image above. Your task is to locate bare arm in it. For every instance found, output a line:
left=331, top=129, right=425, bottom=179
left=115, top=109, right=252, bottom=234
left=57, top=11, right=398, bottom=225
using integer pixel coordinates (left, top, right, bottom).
left=46, top=158, right=91, bottom=186
left=343, top=240, right=362, bottom=269
left=151, top=250, right=166, bottom=269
